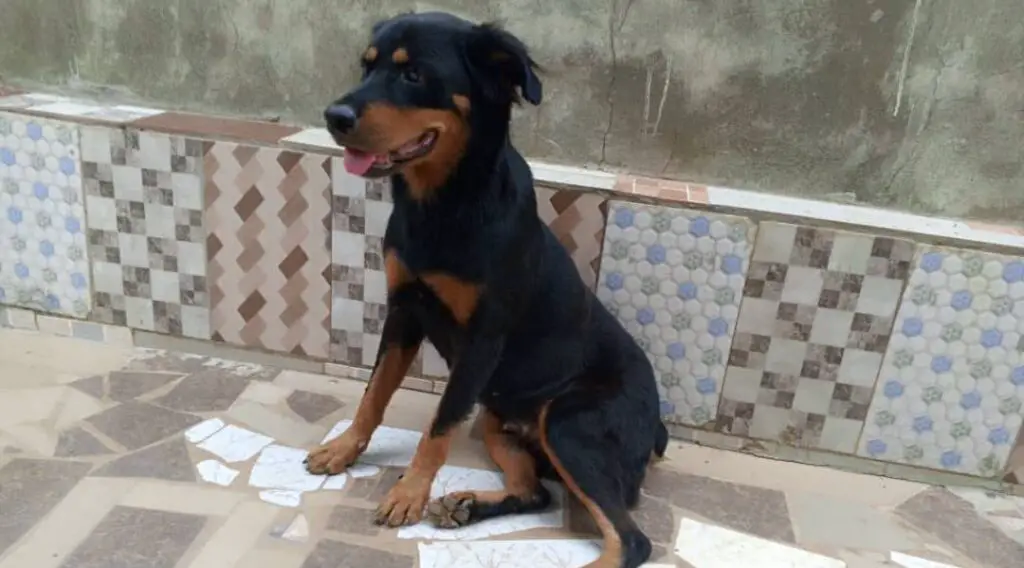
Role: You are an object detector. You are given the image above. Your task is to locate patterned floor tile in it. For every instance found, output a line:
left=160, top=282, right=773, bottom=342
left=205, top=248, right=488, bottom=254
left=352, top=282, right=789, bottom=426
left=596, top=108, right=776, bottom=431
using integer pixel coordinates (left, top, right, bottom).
left=0, top=113, right=91, bottom=317
left=858, top=246, right=1024, bottom=476
left=206, top=141, right=332, bottom=358
left=596, top=201, right=756, bottom=426
left=81, top=127, right=210, bottom=338
left=535, top=185, right=607, bottom=289
left=716, top=223, right=914, bottom=452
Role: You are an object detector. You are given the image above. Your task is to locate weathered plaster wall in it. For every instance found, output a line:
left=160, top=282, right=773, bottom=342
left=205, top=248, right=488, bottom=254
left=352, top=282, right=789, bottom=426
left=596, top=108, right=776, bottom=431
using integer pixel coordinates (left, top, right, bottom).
left=1, top=0, right=1022, bottom=221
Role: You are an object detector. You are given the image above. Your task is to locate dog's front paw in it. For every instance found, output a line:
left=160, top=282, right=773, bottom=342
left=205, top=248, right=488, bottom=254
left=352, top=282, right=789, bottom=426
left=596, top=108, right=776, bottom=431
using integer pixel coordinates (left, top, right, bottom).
left=425, top=492, right=476, bottom=528
left=304, top=433, right=365, bottom=475
left=375, top=474, right=432, bottom=527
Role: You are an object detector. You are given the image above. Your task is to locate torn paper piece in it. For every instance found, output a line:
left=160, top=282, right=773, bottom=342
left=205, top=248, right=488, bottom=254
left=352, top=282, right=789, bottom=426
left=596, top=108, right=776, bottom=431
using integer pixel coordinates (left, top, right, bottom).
left=260, top=489, right=302, bottom=508
left=398, top=466, right=564, bottom=541
left=322, top=419, right=422, bottom=467
left=196, top=460, right=239, bottom=487
left=249, top=445, right=325, bottom=492
left=418, top=540, right=601, bottom=568
left=197, top=424, right=273, bottom=463
left=185, top=418, right=226, bottom=443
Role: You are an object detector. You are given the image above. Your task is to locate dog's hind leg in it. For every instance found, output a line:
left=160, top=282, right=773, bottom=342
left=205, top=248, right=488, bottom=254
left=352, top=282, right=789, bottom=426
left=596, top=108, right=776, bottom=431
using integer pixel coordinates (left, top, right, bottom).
left=426, top=409, right=551, bottom=528
left=538, top=401, right=653, bottom=568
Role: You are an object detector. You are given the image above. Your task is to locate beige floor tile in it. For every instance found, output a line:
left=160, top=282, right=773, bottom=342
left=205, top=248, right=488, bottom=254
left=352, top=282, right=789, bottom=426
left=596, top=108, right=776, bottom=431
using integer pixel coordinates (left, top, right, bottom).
left=2, top=423, right=57, bottom=456
left=787, top=492, right=922, bottom=551
left=661, top=441, right=928, bottom=508
left=53, top=388, right=109, bottom=430
left=184, top=501, right=281, bottom=568
left=119, top=479, right=250, bottom=517
left=0, top=387, right=65, bottom=428
left=227, top=400, right=324, bottom=448
left=233, top=546, right=310, bottom=568
left=0, top=477, right=132, bottom=568
left=0, top=330, right=132, bottom=376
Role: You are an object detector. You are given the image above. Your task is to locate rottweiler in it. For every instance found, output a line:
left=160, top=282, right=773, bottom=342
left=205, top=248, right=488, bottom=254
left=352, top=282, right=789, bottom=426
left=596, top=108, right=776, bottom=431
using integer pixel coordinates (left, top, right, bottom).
left=305, top=11, right=669, bottom=568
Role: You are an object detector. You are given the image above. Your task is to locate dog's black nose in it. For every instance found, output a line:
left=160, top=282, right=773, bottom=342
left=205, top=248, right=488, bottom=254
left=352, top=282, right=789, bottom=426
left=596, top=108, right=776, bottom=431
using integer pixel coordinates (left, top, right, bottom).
left=324, top=104, right=358, bottom=134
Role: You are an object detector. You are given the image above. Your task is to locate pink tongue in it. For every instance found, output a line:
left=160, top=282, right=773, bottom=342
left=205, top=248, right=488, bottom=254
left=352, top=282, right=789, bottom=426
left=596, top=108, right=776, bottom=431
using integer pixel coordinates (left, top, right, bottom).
left=343, top=149, right=378, bottom=176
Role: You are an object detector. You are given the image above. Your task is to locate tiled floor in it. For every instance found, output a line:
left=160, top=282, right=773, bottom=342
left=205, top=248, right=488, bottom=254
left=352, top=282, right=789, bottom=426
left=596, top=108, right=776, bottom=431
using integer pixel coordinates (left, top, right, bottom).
left=1, top=328, right=1022, bottom=567
left=0, top=113, right=91, bottom=317
left=81, top=127, right=210, bottom=338
left=858, top=246, right=1024, bottom=476
left=597, top=200, right=756, bottom=426
left=716, top=223, right=914, bottom=453
left=204, top=141, right=332, bottom=359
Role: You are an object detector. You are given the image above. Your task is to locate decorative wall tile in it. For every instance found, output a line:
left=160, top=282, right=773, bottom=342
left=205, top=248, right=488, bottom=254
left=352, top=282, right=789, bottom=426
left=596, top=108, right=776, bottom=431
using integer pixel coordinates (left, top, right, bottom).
left=596, top=201, right=756, bottom=426
left=81, top=127, right=210, bottom=338
left=716, top=223, right=913, bottom=452
left=205, top=142, right=331, bottom=358
left=535, top=185, right=607, bottom=289
left=0, top=113, right=91, bottom=317
left=1006, top=436, right=1024, bottom=485
left=859, top=246, right=1024, bottom=477
left=329, top=170, right=605, bottom=384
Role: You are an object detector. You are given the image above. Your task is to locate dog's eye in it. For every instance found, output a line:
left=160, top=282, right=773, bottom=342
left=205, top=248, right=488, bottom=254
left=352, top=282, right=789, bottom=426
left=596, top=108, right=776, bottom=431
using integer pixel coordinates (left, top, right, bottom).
left=402, top=67, right=422, bottom=84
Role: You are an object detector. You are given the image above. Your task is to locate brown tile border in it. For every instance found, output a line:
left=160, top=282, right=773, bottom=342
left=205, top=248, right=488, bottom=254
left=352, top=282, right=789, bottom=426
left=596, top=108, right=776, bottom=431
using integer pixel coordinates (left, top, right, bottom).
left=613, top=174, right=710, bottom=205
left=0, top=85, right=24, bottom=97
left=132, top=111, right=303, bottom=146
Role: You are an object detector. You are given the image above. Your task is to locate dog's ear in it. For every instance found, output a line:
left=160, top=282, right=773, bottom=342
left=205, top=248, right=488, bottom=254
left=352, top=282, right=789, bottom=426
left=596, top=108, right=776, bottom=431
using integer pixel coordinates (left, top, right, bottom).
left=466, top=22, right=542, bottom=106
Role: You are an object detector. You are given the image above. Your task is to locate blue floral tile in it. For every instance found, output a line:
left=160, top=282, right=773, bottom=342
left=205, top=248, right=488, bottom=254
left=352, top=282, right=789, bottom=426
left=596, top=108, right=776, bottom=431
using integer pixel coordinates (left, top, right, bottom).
left=596, top=201, right=756, bottom=426
left=0, top=113, right=90, bottom=317
left=858, top=246, right=1024, bottom=477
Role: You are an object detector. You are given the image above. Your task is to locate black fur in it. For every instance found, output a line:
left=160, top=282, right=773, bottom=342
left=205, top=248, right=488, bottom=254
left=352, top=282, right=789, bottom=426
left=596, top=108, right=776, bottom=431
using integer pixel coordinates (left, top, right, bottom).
left=325, top=12, right=667, bottom=567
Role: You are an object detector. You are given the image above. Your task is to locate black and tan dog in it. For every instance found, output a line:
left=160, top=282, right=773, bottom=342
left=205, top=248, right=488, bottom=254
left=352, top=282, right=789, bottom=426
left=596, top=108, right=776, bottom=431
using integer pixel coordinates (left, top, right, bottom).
left=305, top=11, right=668, bottom=568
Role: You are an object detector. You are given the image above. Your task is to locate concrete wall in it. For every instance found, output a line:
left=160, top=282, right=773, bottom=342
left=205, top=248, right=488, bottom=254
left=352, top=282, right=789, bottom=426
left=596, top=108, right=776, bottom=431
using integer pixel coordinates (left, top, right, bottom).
left=2, top=0, right=1022, bottom=221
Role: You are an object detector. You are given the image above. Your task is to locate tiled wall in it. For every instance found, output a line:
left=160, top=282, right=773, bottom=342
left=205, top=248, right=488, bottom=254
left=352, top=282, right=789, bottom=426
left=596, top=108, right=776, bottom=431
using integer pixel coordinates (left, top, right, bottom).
left=2, top=90, right=1024, bottom=487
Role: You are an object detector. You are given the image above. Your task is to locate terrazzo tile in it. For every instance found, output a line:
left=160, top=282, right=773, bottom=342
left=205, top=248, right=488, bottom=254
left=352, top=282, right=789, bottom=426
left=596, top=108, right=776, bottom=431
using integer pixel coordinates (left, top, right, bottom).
left=92, top=439, right=196, bottom=481
left=327, top=504, right=380, bottom=536
left=60, top=506, right=207, bottom=568
left=205, top=141, right=332, bottom=358
left=858, top=246, right=1024, bottom=476
left=596, top=200, right=756, bottom=426
left=0, top=459, right=92, bottom=556
left=302, top=540, right=412, bottom=568
left=155, top=373, right=249, bottom=412
left=0, top=112, right=91, bottom=317
left=897, top=487, right=1024, bottom=568
left=81, top=126, right=210, bottom=338
left=716, top=223, right=914, bottom=452
left=87, top=401, right=201, bottom=450
left=287, top=389, right=344, bottom=422
left=54, top=427, right=112, bottom=457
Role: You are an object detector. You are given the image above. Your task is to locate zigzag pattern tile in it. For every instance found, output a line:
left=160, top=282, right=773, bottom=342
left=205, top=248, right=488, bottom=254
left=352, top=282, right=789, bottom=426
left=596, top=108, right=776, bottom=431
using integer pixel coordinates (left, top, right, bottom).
left=535, top=185, right=607, bottom=289
left=205, top=142, right=331, bottom=358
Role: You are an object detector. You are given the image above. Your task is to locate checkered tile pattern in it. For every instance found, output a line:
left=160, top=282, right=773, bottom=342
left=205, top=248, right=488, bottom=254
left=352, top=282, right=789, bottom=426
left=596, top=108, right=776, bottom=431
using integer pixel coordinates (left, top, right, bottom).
left=715, top=223, right=913, bottom=452
left=329, top=172, right=608, bottom=383
left=82, top=127, right=209, bottom=338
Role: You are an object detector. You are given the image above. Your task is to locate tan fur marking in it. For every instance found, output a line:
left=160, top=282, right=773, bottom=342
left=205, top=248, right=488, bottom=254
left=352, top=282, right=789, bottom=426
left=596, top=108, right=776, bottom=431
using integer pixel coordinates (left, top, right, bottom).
left=538, top=404, right=623, bottom=568
left=420, top=273, right=482, bottom=325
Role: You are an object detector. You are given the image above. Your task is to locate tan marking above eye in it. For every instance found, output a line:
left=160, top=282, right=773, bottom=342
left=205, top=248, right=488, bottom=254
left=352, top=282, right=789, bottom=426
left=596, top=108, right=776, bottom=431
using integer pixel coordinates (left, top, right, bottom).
left=364, top=46, right=378, bottom=62
left=392, top=48, right=409, bottom=64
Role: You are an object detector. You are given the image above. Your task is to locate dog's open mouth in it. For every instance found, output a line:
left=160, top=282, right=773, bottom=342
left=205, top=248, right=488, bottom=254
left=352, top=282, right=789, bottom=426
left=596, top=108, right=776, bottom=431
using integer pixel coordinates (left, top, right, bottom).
left=342, top=129, right=438, bottom=177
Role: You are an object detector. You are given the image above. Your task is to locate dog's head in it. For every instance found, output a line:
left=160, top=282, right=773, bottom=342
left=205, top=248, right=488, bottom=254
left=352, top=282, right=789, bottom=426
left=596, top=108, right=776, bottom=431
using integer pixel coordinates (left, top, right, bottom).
left=324, top=12, right=542, bottom=198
